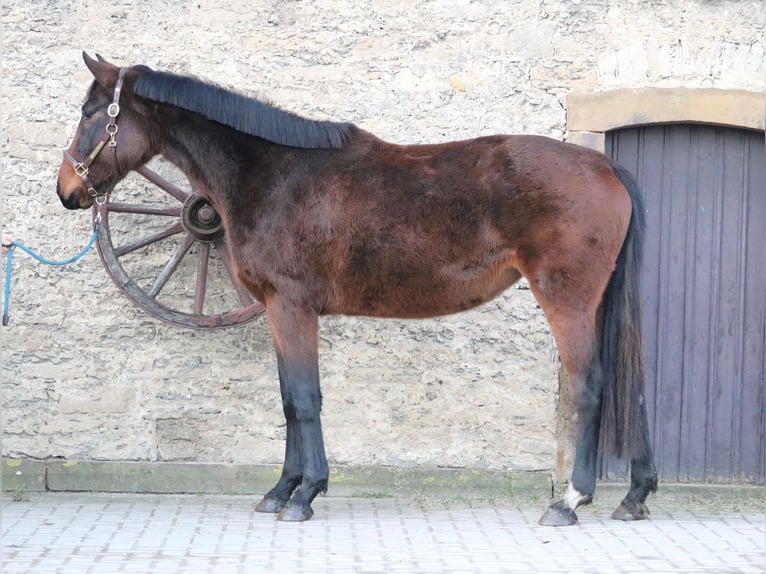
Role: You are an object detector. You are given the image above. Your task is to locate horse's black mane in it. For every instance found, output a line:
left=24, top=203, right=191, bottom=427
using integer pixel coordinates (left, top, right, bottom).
left=133, top=69, right=356, bottom=149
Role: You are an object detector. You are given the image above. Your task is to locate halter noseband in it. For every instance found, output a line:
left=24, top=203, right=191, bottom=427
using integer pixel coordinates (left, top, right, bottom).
left=63, top=66, right=128, bottom=201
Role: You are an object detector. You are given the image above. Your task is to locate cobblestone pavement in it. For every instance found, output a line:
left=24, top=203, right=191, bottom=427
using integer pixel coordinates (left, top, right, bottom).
left=2, top=490, right=764, bottom=573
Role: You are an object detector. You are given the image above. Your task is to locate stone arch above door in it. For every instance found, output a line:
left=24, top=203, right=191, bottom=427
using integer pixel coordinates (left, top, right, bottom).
left=565, top=88, right=764, bottom=151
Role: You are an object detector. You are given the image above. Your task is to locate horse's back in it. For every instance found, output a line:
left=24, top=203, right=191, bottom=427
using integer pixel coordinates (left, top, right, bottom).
left=350, top=131, right=631, bottom=229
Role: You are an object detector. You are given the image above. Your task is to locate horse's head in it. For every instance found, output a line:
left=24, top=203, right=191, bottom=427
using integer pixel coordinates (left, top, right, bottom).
left=57, top=52, right=156, bottom=210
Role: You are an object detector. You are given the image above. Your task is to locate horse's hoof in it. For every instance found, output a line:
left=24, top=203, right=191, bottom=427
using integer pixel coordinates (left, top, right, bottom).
left=539, top=503, right=578, bottom=526
left=277, top=502, right=314, bottom=522
left=611, top=501, right=650, bottom=521
left=255, top=497, right=285, bottom=514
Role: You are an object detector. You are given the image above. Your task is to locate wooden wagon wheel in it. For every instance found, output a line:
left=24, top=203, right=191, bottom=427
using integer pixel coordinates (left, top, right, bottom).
left=92, top=165, right=265, bottom=329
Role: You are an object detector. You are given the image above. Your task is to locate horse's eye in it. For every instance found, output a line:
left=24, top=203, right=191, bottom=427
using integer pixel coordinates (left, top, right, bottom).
left=81, top=103, right=98, bottom=119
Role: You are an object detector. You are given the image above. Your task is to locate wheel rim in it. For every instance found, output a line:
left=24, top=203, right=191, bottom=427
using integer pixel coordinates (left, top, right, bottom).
left=92, top=164, right=265, bottom=330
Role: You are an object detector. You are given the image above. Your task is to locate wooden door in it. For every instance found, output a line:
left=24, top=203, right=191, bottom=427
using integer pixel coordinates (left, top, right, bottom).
left=604, top=124, right=765, bottom=483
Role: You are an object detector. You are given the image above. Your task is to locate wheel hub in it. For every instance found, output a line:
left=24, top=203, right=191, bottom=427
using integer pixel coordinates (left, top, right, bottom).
left=181, top=195, right=224, bottom=243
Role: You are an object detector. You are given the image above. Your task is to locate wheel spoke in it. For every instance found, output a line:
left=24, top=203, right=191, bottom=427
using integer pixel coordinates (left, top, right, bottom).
left=109, top=202, right=182, bottom=217
left=95, top=167, right=265, bottom=329
left=113, top=222, right=184, bottom=257
left=194, top=243, right=211, bottom=315
left=214, top=239, right=254, bottom=307
left=136, top=166, right=189, bottom=203
left=148, top=234, right=196, bottom=299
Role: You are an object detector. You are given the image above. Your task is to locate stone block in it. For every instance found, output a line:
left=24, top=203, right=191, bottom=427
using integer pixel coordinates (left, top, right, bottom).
left=2, top=458, right=46, bottom=493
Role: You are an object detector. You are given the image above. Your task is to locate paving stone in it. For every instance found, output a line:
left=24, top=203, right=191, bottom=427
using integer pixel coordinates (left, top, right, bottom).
left=2, top=492, right=764, bottom=573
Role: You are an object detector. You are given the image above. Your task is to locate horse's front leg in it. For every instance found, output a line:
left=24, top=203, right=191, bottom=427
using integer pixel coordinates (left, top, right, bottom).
left=255, top=301, right=327, bottom=522
left=254, top=383, right=304, bottom=514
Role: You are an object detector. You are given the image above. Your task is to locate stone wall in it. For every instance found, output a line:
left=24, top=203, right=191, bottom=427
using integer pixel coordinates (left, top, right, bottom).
left=2, top=1, right=763, bottom=475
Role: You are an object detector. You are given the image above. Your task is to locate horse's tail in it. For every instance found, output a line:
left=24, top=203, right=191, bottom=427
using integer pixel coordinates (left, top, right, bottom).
left=599, top=163, right=647, bottom=460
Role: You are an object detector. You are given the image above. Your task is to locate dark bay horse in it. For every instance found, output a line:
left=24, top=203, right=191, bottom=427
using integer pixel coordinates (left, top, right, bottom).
left=57, top=53, right=657, bottom=525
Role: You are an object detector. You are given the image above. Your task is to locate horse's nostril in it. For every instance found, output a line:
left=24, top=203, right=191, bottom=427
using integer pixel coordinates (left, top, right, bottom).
left=58, top=184, right=84, bottom=210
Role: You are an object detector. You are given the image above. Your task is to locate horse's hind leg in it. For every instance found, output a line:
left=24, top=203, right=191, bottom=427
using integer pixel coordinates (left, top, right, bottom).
left=541, top=361, right=604, bottom=525
left=612, top=399, right=657, bottom=520
left=536, top=306, right=605, bottom=527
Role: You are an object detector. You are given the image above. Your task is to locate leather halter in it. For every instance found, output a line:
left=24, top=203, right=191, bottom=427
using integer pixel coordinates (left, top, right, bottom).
left=62, top=67, right=128, bottom=200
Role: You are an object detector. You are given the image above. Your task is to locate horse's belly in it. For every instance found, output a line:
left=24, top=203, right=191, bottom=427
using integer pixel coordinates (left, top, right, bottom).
left=334, top=258, right=522, bottom=319
left=432, top=262, right=523, bottom=315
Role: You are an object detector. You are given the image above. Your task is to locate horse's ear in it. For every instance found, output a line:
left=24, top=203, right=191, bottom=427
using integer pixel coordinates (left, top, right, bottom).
left=83, top=51, right=118, bottom=89
left=94, top=53, right=120, bottom=68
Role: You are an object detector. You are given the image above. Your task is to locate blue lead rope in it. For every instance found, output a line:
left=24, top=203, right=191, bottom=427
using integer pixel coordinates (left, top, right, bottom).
left=3, top=225, right=99, bottom=326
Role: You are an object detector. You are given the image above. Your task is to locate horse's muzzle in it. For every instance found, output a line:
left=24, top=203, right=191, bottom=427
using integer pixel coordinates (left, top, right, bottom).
left=57, top=182, right=89, bottom=210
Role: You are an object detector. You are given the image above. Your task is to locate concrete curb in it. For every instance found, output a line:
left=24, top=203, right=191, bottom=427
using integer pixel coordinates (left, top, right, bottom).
left=5, top=459, right=762, bottom=506
left=2, top=458, right=550, bottom=497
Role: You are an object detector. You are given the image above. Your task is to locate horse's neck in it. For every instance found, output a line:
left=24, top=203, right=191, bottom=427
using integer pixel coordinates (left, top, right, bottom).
left=157, top=119, right=247, bottom=198
left=156, top=115, right=293, bottom=217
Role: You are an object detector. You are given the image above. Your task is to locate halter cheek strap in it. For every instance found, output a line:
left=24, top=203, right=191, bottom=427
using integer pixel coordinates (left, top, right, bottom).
left=63, top=66, right=128, bottom=199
